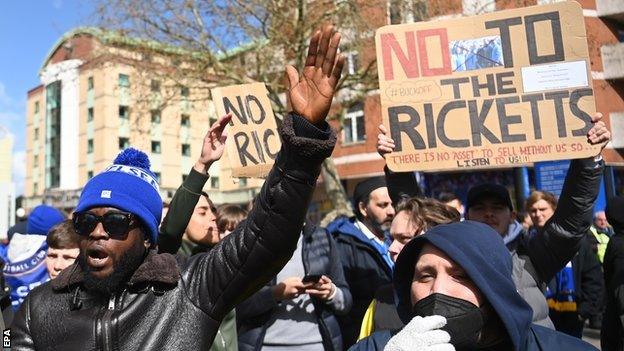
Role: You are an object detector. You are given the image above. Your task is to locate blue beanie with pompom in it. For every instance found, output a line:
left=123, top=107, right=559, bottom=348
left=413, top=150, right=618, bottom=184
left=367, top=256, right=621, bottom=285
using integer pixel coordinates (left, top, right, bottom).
left=75, top=148, right=162, bottom=244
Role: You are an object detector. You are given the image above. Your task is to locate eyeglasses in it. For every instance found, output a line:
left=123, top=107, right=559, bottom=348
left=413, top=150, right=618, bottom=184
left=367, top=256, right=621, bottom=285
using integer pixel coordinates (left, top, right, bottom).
left=72, top=211, right=140, bottom=239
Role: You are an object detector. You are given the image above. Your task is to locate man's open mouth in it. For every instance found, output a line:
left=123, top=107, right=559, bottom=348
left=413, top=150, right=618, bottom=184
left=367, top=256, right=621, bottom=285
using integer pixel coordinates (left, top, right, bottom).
left=86, top=247, right=110, bottom=269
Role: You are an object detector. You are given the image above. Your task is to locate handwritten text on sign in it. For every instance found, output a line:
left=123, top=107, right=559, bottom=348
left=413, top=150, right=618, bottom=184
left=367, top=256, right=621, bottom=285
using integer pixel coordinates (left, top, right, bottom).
left=375, top=1, right=599, bottom=172
left=212, top=83, right=281, bottom=178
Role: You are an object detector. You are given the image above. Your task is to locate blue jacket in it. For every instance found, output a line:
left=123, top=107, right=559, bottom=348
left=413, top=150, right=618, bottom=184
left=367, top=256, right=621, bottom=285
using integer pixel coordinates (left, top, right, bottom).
left=352, top=221, right=597, bottom=350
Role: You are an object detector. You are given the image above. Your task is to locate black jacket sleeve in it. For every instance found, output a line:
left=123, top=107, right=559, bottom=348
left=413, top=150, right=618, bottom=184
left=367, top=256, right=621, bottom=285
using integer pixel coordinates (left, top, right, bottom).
left=235, top=285, right=278, bottom=323
left=157, top=168, right=209, bottom=254
left=604, top=235, right=624, bottom=328
left=383, top=166, right=421, bottom=206
left=324, top=227, right=352, bottom=315
left=526, top=157, right=604, bottom=283
left=576, top=237, right=605, bottom=320
left=181, top=114, right=336, bottom=320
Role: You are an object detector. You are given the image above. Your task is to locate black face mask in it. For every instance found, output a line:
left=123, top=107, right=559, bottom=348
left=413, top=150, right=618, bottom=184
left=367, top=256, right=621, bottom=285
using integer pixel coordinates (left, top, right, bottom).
left=412, top=293, right=485, bottom=350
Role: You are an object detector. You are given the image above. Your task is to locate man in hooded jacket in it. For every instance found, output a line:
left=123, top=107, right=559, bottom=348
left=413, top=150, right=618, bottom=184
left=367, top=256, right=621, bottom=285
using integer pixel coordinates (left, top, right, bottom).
left=376, top=113, right=610, bottom=328
left=351, top=221, right=597, bottom=350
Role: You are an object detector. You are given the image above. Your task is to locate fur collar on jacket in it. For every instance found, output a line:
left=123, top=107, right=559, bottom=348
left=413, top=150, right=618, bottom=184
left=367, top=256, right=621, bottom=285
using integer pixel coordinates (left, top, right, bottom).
left=51, top=250, right=180, bottom=292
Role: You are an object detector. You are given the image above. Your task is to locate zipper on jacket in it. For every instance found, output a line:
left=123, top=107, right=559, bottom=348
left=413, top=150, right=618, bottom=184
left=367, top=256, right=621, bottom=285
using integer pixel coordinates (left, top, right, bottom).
left=100, top=293, right=117, bottom=351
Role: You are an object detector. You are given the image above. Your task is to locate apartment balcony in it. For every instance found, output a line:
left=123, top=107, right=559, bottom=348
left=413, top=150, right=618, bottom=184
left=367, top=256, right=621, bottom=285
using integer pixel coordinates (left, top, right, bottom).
left=597, top=0, right=624, bottom=23
left=601, top=42, right=624, bottom=80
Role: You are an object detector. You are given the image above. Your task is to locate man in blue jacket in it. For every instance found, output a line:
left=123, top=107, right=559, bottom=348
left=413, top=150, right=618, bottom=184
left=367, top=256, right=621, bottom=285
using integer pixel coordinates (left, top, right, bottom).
left=351, top=221, right=597, bottom=350
left=328, top=177, right=395, bottom=347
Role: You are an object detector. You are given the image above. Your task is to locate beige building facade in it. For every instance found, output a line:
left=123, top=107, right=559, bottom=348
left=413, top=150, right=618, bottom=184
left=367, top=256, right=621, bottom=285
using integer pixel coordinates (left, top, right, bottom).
left=24, top=28, right=262, bottom=211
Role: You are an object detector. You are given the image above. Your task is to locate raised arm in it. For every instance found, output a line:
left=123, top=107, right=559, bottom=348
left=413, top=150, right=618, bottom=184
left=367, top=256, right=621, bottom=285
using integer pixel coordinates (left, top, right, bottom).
left=527, top=112, right=611, bottom=283
left=377, top=124, right=422, bottom=205
left=183, top=26, right=344, bottom=319
left=157, top=114, right=231, bottom=254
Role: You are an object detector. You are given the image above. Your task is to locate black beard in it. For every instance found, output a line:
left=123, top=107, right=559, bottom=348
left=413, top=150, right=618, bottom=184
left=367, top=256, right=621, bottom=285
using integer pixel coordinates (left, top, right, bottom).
left=78, top=238, right=146, bottom=295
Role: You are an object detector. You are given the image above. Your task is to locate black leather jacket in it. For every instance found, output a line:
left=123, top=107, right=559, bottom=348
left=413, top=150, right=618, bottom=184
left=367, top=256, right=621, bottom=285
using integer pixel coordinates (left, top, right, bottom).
left=11, top=114, right=336, bottom=351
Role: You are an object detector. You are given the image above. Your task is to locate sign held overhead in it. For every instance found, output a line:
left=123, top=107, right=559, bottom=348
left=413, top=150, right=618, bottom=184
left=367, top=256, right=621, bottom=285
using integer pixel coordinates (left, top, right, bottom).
left=375, top=1, right=599, bottom=172
left=212, top=82, right=281, bottom=178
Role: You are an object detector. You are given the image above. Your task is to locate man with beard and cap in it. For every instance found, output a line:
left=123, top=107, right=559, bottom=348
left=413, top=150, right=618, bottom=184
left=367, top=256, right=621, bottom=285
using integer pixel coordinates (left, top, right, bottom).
left=600, top=196, right=624, bottom=350
left=351, top=221, right=598, bottom=350
left=377, top=112, right=611, bottom=328
left=328, top=177, right=395, bottom=347
left=10, top=24, right=343, bottom=350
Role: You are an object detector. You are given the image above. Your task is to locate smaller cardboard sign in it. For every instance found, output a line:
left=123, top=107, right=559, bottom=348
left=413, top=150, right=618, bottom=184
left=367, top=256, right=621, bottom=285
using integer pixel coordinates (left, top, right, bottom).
left=212, top=83, right=281, bottom=178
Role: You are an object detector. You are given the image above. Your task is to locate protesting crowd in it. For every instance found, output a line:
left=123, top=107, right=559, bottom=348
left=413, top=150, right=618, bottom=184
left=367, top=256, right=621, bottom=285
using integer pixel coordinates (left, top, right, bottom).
left=1, top=23, right=623, bottom=351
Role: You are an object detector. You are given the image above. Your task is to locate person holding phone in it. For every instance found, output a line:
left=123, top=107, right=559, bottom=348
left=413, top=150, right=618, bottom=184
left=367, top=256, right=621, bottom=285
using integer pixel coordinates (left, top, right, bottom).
left=237, top=222, right=353, bottom=351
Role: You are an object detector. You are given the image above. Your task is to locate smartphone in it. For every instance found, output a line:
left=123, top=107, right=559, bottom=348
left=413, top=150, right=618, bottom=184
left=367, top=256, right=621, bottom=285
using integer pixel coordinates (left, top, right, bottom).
left=302, top=274, right=322, bottom=283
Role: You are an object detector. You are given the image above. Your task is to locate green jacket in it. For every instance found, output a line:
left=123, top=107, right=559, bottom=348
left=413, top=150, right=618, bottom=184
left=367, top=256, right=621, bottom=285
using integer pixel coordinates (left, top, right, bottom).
left=159, top=167, right=238, bottom=351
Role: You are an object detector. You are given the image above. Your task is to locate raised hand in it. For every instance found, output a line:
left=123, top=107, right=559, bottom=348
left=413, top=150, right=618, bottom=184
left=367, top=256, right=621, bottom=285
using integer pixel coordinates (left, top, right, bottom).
left=194, top=113, right=232, bottom=174
left=285, top=25, right=346, bottom=125
left=587, top=112, right=611, bottom=155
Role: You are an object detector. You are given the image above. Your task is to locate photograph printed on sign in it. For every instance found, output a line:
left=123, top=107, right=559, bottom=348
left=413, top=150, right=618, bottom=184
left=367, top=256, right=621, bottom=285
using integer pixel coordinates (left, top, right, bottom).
left=449, top=36, right=504, bottom=72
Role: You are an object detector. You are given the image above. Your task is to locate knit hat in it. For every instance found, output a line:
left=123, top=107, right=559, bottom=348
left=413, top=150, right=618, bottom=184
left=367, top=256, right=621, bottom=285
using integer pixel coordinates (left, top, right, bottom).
left=27, top=205, right=65, bottom=235
left=353, top=177, right=387, bottom=208
left=75, top=148, right=162, bottom=243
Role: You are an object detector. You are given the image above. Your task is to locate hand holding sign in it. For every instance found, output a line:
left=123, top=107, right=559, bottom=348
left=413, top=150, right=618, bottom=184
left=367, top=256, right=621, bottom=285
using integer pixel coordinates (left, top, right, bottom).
left=194, top=113, right=232, bottom=174
left=377, top=124, right=396, bottom=158
left=587, top=113, right=611, bottom=155
left=286, top=25, right=346, bottom=125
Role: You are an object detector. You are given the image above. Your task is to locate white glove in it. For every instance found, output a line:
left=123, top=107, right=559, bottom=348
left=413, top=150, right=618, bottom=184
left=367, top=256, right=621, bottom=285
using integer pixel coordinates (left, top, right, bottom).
left=384, top=315, right=455, bottom=351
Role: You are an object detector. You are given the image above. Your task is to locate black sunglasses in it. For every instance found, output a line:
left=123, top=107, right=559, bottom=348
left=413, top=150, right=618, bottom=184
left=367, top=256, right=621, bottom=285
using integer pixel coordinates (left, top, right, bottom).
left=72, top=211, right=140, bottom=239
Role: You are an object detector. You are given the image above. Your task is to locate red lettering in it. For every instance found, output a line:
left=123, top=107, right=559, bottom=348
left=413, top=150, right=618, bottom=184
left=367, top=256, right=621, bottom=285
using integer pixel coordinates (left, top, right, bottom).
left=381, top=32, right=419, bottom=81
left=416, top=28, right=452, bottom=77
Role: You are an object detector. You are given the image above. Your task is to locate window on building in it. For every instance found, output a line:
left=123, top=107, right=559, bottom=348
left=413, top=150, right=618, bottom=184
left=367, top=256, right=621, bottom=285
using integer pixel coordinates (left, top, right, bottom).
left=119, top=106, right=130, bottom=120
left=389, top=0, right=427, bottom=24
left=34, top=101, right=40, bottom=114
left=34, top=155, right=38, bottom=166
left=211, top=176, right=220, bottom=189
left=181, top=86, right=189, bottom=98
left=34, top=128, right=39, bottom=141
left=343, top=104, right=366, bottom=144
left=88, top=77, right=94, bottom=90
left=33, top=182, right=38, bottom=194
left=88, top=107, right=94, bottom=122
left=119, top=137, right=130, bottom=150
left=88, top=170, right=94, bottom=179
left=346, top=52, right=359, bottom=75
left=181, top=143, right=191, bottom=156
left=239, top=178, right=247, bottom=188
left=151, top=110, right=161, bottom=124
left=181, top=114, right=191, bottom=127
left=87, top=139, right=94, bottom=153
left=151, top=80, right=161, bottom=93
left=118, top=74, right=130, bottom=88
left=151, top=141, right=161, bottom=154
left=154, top=172, right=161, bottom=182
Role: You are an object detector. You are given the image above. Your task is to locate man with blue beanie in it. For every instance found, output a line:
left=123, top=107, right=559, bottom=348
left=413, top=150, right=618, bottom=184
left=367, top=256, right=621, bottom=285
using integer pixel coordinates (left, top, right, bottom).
left=1, top=204, right=65, bottom=310
left=352, top=221, right=598, bottom=350
left=12, top=25, right=343, bottom=350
